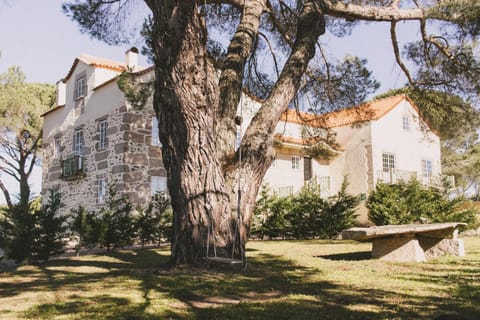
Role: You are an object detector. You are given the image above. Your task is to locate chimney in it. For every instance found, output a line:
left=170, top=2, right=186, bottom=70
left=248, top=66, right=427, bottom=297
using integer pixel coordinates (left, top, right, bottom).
left=125, top=47, right=139, bottom=71
left=56, top=80, right=66, bottom=106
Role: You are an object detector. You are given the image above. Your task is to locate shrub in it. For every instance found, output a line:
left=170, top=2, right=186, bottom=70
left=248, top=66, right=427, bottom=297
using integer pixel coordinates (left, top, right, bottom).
left=251, top=185, right=291, bottom=239
left=99, top=184, right=135, bottom=250
left=36, top=188, right=68, bottom=261
left=136, top=192, right=172, bottom=246
left=367, top=179, right=478, bottom=227
left=288, top=181, right=325, bottom=239
left=0, top=188, right=68, bottom=263
left=253, top=178, right=359, bottom=240
left=70, top=206, right=103, bottom=250
left=320, top=179, right=359, bottom=238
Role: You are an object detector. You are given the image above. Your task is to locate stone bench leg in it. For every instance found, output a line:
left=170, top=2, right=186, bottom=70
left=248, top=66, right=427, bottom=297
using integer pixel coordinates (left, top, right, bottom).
left=372, top=236, right=426, bottom=262
left=418, top=236, right=465, bottom=259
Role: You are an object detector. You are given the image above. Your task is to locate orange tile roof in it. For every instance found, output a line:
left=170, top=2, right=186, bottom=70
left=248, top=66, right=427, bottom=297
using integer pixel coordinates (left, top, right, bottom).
left=63, top=54, right=127, bottom=81
left=274, top=134, right=344, bottom=151
left=280, top=94, right=413, bottom=129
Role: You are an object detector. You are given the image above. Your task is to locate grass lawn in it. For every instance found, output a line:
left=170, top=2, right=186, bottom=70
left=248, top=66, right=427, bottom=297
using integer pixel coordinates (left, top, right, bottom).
left=1, top=238, right=479, bottom=320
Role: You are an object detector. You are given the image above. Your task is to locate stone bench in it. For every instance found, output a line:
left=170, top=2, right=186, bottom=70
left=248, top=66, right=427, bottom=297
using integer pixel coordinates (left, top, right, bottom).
left=341, top=222, right=466, bottom=262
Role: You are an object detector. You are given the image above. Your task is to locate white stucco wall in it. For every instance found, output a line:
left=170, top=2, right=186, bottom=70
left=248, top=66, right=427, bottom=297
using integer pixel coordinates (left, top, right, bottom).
left=370, top=100, right=441, bottom=186
left=331, top=123, right=372, bottom=196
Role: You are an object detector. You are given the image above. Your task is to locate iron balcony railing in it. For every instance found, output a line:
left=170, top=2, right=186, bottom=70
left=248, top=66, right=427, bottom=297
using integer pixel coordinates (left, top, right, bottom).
left=376, top=170, right=455, bottom=188
left=61, top=155, right=86, bottom=180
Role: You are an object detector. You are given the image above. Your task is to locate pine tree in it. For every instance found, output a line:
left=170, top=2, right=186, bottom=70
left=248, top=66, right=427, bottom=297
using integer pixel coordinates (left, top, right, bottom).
left=36, top=187, right=68, bottom=261
left=99, top=184, right=135, bottom=250
left=70, top=206, right=103, bottom=252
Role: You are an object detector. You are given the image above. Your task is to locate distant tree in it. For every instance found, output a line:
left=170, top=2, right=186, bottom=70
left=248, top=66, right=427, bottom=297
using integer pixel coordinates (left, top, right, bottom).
left=0, top=66, right=54, bottom=210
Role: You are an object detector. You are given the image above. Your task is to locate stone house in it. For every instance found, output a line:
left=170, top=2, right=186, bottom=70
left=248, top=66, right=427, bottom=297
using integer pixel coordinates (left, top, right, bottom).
left=42, top=49, right=446, bottom=223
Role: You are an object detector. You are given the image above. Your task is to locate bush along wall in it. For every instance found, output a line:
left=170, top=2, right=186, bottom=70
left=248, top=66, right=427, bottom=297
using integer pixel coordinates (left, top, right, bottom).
left=252, top=178, right=359, bottom=239
left=70, top=188, right=173, bottom=252
left=367, top=179, right=479, bottom=228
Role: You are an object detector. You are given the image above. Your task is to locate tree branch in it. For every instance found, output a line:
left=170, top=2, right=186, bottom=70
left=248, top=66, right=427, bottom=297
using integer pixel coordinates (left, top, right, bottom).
left=242, top=0, right=325, bottom=162
left=215, top=0, right=267, bottom=162
left=0, top=178, right=13, bottom=209
left=320, top=0, right=426, bottom=21
left=390, top=20, right=415, bottom=85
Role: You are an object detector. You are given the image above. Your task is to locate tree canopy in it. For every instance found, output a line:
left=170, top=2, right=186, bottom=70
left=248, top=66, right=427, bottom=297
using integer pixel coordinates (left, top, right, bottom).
left=0, top=66, right=54, bottom=208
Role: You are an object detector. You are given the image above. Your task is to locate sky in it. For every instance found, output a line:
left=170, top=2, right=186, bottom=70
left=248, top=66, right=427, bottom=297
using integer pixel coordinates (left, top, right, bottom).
left=0, top=0, right=416, bottom=204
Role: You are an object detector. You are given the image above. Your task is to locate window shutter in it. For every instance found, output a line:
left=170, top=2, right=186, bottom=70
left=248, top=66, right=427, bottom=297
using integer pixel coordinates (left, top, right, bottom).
left=73, top=82, right=78, bottom=101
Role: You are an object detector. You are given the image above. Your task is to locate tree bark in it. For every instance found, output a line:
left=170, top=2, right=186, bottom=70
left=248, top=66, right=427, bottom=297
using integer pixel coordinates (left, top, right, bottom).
left=145, top=0, right=325, bottom=265
left=146, top=0, right=238, bottom=265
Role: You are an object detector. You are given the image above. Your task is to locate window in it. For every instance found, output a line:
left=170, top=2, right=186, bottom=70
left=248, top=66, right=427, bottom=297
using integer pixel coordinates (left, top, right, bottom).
left=318, top=176, right=331, bottom=193
left=382, top=153, right=396, bottom=183
left=151, top=176, right=167, bottom=198
left=304, top=157, right=312, bottom=181
left=292, top=156, right=301, bottom=170
left=278, top=186, right=293, bottom=197
left=402, top=114, right=410, bottom=131
left=382, top=153, right=395, bottom=172
left=97, top=177, right=107, bottom=204
left=151, top=116, right=161, bottom=146
left=422, top=159, right=433, bottom=183
left=98, top=120, right=108, bottom=150
left=54, top=137, right=61, bottom=160
left=74, top=129, right=84, bottom=156
left=74, top=72, right=87, bottom=100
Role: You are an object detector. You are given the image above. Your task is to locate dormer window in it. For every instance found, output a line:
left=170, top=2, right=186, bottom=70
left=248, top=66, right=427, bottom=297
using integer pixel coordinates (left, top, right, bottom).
left=74, top=72, right=87, bottom=100
left=402, top=114, right=410, bottom=131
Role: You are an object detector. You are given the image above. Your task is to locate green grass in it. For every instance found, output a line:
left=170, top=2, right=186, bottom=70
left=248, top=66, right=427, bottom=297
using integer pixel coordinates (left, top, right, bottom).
left=1, top=238, right=479, bottom=319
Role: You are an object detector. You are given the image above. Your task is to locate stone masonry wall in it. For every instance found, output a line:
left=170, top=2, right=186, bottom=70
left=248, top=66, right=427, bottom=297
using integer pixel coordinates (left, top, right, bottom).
left=42, top=103, right=165, bottom=215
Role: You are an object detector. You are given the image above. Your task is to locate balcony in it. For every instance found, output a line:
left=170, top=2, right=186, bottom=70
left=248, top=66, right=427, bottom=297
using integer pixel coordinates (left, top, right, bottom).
left=376, top=169, right=417, bottom=185
left=376, top=170, right=455, bottom=188
left=61, top=156, right=86, bottom=180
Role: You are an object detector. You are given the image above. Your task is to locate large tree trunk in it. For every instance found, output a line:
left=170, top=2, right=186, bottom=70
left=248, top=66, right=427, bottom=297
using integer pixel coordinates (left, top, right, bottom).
left=145, top=0, right=325, bottom=265
left=146, top=0, right=238, bottom=265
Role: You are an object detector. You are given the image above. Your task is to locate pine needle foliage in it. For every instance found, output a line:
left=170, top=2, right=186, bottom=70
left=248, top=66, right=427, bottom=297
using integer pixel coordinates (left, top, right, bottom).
left=367, top=179, right=478, bottom=228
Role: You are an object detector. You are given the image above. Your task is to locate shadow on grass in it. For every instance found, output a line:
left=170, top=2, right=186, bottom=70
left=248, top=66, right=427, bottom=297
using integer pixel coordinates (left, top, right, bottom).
left=2, top=244, right=480, bottom=319
left=316, top=250, right=372, bottom=261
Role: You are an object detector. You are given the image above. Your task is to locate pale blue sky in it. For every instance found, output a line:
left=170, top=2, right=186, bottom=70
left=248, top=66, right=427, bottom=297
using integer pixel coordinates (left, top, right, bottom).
left=0, top=0, right=416, bottom=204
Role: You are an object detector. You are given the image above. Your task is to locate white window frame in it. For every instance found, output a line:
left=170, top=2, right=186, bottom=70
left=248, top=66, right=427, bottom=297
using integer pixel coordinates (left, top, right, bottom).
left=402, top=114, right=410, bottom=131
left=318, top=176, right=331, bottom=193
left=54, top=137, right=61, bottom=160
left=74, top=129, right=84, bottom=156
left=97, top=177, right=107, bottom=204
left=151, top=176, right=168, bottom=198
left=422, top=159, right=433, bottom=183
left=382, top=153, right=396, bottom=172
left=74, top=73, right=87, bottom=100
left=292, top=155, right=301, bottom=170
left=151, top=116, right=161, bottom=147
left=98, top=120, right=108, bottom=150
